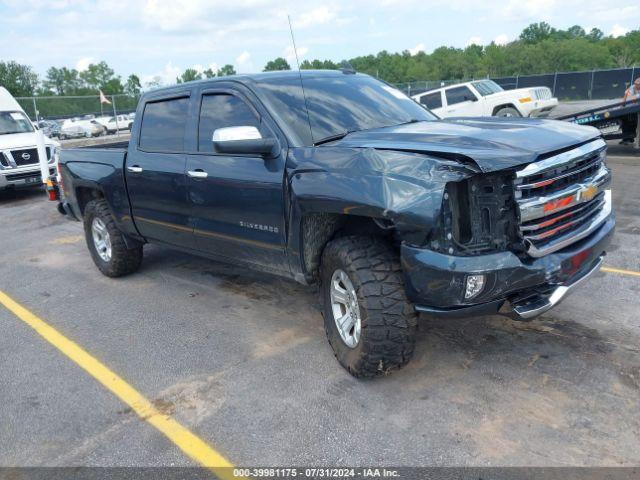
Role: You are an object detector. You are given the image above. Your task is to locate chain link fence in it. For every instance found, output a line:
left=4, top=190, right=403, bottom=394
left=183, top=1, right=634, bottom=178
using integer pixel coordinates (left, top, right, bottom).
left=13, top=66, right=640, bottom=122
left=14, top=94, right=140, bottom=122
left=394, top=66, right=640, bottom=100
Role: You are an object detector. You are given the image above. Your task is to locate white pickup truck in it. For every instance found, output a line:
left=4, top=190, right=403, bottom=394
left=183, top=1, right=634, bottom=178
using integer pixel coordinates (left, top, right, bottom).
left=0, top=87, right=59, bottom=191
left=412, top=79, right=558, bottom=118
left=97, top=114, right=134, bottom=134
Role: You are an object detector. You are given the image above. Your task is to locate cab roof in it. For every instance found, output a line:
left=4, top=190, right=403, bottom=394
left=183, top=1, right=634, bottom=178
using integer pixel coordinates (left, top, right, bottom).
left=144, top=70, right=366, bottom=95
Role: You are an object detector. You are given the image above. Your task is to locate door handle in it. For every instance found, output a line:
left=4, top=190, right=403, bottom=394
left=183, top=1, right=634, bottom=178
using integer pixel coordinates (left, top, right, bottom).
left=187, top=169, right=208, bottom=179
left=127, top=165, right=143, bottom=173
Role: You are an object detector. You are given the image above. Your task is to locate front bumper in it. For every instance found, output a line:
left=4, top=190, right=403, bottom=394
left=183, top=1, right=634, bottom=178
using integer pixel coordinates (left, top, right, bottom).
left=0, top=166, right=54, bottom=190
left=527, top=98, right=559, bottom=118
left=402, top=213, right=614, bottom=321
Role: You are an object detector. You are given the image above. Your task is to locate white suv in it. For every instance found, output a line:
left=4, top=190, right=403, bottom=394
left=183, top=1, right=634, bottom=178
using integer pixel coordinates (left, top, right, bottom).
left=413, top=79, right=558, bottom=118
left=0, top=87, right=59, bottom=191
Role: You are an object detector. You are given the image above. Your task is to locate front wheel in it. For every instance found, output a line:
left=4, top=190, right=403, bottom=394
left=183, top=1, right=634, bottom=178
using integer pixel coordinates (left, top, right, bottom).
left=495, top=106, right=521, bottom=117
left=83, top=199, right=143, bottom=277
left=320, top=236, right=417, bottom=378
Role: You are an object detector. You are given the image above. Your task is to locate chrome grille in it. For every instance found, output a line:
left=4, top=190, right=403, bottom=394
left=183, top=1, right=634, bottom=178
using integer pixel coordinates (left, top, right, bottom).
left=533, top=87, right=552, bottom=100
left=513, top=139, right=612, bottom=257
left=11, top=148, right=39, bottom=166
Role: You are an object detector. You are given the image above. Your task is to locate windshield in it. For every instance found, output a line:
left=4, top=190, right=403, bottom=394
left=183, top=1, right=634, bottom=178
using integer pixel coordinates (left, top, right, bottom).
left=471, top=80, right=504, bottom=96
left=255, top=74, right=437, bottom=146
left=0, top=111, right=34, bottom=135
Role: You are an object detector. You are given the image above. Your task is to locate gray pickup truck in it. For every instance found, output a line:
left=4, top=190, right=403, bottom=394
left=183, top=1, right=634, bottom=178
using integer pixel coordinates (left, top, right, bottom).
left=51, top=71, right=614, bottom=377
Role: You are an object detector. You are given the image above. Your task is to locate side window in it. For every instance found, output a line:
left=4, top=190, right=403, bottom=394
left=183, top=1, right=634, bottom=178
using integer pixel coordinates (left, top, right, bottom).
left=445, top=86, right=477, bottom=106
left=198, top=94, right=264, bottom=152
left=139, top=97, right=189, bottom=152
left=421, top=92, right=442, bottom=110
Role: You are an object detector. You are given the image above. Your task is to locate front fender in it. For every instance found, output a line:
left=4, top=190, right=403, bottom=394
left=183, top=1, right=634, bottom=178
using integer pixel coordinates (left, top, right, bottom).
left=288, top=146, right=475, bottom=233
left=285, top=147, right=476, bottom=279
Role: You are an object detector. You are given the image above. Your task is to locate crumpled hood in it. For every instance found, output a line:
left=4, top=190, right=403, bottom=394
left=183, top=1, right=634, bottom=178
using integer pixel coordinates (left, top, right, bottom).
left=332, top=117, right=600, bottom=172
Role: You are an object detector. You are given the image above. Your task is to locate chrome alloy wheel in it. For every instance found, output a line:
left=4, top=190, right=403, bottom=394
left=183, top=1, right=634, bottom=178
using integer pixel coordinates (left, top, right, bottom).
left=330, top=269, right=362, bottom=348
left=91, top=217, right=112, bottom=262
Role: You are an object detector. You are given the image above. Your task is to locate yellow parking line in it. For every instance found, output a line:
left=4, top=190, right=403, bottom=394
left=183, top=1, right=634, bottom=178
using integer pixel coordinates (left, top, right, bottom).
left=0, top=290, right=236, bottom=479
left=602, top=266, right=640, bottom=277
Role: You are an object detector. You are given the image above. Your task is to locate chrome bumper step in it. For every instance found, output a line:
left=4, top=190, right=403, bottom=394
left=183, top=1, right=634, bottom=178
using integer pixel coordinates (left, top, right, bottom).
left=504, top=255, right=604, bottom=320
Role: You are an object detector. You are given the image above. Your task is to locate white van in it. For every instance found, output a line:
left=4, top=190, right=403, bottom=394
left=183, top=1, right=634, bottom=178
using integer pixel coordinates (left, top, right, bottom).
left=0, top=86, right=60, bottom=191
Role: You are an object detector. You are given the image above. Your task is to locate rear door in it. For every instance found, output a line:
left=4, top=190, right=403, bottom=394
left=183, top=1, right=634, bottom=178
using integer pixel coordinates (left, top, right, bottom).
left=442, top=85, right=482, bottom=117
left=126, top=92, right=196, bottom=249
left=185, top=85, right=288, bottom=270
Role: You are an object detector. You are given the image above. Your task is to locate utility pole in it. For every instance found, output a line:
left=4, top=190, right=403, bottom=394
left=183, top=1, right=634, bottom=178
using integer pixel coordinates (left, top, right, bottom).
left=32, top=98, right=39, bottom=122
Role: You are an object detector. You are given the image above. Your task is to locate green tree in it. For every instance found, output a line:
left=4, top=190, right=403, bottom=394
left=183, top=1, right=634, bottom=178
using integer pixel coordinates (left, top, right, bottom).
left=0, top=61, right=39, bottom=96
left=79, top=61, right=123, bottom=93
left=519, top=22, right=554, bottom=44
left=176, top=68, right=202, bottom=83
left=587, top=28, right=604, bottom=42
left=203, top=68, right=216, bottom=78
left=263, top=57, right=291, bottom=71
left=217, top=64, right=236, bottom=76
left=125, top=74, right=142, bottom=95
left=43, top=66, right=84, bottom=95
left=565, top=25, right=586, bottom=39
left=300, top=59, right=339, bottom=69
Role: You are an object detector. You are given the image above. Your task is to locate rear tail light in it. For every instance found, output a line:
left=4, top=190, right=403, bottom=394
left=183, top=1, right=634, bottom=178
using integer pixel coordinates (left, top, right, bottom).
left=46, top=178, right=57, bottom=201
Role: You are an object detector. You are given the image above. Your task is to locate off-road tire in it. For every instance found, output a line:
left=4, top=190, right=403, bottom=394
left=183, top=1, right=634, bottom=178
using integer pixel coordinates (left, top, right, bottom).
left=495, top=106, right=521, bottom=117
left=83, top=199, right=143, bottom=277
left=320, top=236, right=417, bottom=378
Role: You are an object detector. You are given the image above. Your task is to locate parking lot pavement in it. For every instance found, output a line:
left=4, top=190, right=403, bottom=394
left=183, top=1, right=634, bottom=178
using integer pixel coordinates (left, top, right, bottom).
left=1, top=151, right=639, bottom=468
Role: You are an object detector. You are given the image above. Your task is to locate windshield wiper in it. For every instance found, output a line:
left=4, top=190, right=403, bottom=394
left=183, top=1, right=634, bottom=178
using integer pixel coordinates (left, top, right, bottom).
left=313, top=130, right=356, bottom=146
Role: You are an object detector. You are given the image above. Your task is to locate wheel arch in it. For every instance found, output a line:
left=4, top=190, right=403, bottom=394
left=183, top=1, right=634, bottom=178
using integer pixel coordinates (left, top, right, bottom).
left=294, top=211, right=397, bottom=283
left=492, top=103, right=522, bottom=116
left=75, top=185, right=105, bottom=216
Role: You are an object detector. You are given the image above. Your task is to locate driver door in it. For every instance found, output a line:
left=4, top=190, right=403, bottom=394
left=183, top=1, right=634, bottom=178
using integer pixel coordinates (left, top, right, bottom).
left=185, top=87, right=288, bottom=271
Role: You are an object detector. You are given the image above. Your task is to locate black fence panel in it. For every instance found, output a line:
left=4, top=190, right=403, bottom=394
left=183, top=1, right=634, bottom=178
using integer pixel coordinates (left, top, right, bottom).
left=492, top=76, right=517, bottom=90
left=554, top=72, right=591, bottom=100
left=592, top=68, right=633, bottom=100
left=517, top=74, right=556, bottom=90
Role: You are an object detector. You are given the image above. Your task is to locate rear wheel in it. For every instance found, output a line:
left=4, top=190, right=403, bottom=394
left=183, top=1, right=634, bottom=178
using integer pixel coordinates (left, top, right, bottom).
left=83, top=199, right=143, bottom=277
left=495, top=106, right=521, bottom=117
left=320, top=236, right=417, bottom=378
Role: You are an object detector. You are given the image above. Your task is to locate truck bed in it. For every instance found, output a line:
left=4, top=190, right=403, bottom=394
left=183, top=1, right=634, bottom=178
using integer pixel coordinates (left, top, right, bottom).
left=61, top=147, right=127, bottom=167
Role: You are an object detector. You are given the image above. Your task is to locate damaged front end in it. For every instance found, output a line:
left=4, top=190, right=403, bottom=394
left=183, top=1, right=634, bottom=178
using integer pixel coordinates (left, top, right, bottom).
left=288, top=136, right=614, bottom=321
left=400, top=138, right=614, bottom=321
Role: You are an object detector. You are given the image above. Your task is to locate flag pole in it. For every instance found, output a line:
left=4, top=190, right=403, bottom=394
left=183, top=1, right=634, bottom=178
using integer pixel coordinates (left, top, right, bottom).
left=112, top=96, right=119, bottom=136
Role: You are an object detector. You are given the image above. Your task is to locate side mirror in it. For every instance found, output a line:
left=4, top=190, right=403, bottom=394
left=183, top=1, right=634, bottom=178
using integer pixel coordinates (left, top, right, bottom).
left=212, top=126, right=278, bottom=157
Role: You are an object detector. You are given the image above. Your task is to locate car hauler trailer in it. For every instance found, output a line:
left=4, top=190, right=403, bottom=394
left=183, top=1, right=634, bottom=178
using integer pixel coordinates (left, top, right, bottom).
left=557, top=99, right=640, bottom=149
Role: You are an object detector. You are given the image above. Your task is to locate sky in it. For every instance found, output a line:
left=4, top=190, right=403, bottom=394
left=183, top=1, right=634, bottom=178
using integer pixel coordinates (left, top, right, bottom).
left=0, top=0, right=638, bottom=86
